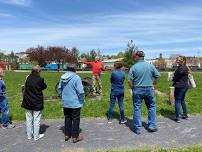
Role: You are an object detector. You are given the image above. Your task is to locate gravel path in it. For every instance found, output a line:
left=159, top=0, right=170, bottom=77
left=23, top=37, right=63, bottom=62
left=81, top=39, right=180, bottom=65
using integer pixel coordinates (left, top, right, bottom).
left=1, top=115, right=202, bottom=152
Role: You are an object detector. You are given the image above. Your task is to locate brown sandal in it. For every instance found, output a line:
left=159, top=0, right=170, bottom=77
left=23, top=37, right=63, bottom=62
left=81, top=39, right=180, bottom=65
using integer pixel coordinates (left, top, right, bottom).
left=72, top=136, right=84, bottom=143
left=64, top=136, right=71, bottom=141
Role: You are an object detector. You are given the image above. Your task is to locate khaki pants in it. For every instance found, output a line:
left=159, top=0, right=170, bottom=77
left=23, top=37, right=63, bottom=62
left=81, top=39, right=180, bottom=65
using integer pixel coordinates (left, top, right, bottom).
left=25, top=110, right=42, bottom=140
left=92, top=75, right=102, bottom=95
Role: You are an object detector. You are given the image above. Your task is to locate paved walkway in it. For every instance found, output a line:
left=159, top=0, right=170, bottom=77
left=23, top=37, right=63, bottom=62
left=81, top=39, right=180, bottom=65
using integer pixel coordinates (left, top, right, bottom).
left=1, top=115, right=202, bottom=152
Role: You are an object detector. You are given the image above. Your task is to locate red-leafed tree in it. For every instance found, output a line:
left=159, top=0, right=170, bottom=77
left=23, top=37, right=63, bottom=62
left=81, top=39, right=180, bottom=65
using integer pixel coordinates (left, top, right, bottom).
left=47, top=46, right=65, bottom=70
left=26, top=46, right=47, bottom=66
left=26, top=46, right=78, bottom=70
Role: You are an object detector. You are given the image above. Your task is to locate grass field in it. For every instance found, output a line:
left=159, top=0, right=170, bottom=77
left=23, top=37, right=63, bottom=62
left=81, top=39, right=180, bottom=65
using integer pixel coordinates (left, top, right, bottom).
left=95, top=145, right=202, bottom=152
left=4, top=70, right=202, bottom=121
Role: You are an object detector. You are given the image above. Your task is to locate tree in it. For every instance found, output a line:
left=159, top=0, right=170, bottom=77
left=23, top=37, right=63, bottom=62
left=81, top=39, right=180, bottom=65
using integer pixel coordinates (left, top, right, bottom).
left=123, top=40, right=139, bottom=68
left=112, top=51, right=124, bottom=59
left=26, top=46, right=47, bottom=66
left=7, top=51, right=18, bottom=63
left=71, top=47, right=79, bottom=62
left=6, top=51, right=19, bottom=69
left=48, top=46, right=69, bottom=70
left=89, top=49, right=97, bottom=61
left=0, top=52, right=5, bottom=61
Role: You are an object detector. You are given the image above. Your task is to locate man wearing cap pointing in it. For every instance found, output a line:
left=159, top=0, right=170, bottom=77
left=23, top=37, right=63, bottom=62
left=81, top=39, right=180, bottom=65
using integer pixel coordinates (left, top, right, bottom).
left=128, top=51, right=160, bottom=134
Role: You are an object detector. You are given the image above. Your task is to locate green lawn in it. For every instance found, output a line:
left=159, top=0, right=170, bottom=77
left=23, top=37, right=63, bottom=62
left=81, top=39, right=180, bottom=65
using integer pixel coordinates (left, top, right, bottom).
left=4, top=71, right=202, bottom=121
left=95, top=145, right=202, bottom=152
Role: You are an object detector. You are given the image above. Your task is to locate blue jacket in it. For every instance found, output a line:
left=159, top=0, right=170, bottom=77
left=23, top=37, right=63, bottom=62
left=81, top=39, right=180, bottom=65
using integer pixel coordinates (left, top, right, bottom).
left=0, top=79, right=6, bottom=99
left=110, top=69, right=125, bottom=91
left=58, top=71, right=84, bottom=108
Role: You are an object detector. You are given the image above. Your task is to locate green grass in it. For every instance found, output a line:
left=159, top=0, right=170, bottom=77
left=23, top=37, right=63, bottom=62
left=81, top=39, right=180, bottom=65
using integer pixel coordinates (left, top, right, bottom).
left=61, top=145, right=202, bottom=152
left=96, top=145, right=202, bottom=152
left=4, top=71, right=202, bottom=121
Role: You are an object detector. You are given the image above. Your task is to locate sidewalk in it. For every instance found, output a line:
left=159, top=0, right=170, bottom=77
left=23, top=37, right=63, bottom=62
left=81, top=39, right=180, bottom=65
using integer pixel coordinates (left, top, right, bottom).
left=1, top=115, right=202, bottom=152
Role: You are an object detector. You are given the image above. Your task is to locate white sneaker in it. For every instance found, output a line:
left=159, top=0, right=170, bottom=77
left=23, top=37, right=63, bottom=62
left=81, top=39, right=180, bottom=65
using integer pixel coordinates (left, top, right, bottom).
left=120, top=119, right=127, bottom=124
left=108, top=119, right=112, bottom=124
left=34, top=134, right=44, bottom=141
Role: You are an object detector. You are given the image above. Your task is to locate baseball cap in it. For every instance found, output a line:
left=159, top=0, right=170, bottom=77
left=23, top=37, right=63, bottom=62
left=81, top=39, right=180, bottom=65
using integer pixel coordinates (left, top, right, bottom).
left=135, top=51, right=145, bottom=57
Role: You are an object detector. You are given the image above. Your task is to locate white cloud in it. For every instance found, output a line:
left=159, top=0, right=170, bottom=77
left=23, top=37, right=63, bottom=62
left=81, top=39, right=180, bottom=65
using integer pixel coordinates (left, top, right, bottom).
left=1, top=2, right=202, bottom=57
left=0, top=0, right=31, bottom=6
left=0, top=12, right=15, bottom=17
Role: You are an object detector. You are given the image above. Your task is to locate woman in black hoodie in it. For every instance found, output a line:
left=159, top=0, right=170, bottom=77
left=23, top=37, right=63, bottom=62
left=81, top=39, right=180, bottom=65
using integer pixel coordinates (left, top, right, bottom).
left=172, top=56, right=189, bottom=122
left=22, top=65, right=47, bottom=141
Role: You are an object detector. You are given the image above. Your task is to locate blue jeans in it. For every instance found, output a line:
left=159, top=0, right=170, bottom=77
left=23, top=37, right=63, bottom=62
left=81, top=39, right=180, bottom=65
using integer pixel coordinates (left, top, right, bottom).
left=0, top=96, right=10, bottom=127
left=174, top=87, right=188, bottom=119
left=132, top=87, right=156, bottom=131
left=108, top=89, right=125, bottom=120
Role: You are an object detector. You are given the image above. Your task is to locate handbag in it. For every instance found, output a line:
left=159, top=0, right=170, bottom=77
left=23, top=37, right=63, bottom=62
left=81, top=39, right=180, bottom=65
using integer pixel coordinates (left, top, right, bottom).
left=188, top=74, right=196, bottom=89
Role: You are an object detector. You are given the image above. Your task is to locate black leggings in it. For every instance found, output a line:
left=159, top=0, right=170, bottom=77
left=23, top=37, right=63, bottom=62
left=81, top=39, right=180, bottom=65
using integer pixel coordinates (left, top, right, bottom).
left=63, top=108, right=81, bottom=138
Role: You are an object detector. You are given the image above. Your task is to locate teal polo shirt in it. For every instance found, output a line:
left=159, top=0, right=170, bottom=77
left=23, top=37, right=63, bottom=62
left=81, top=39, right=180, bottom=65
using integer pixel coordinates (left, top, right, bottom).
left=128, top=60, right=160, bottom=87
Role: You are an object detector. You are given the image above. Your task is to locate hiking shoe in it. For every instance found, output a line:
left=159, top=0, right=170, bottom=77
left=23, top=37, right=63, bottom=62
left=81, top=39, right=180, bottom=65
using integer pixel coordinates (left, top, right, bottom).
left=134, top=129, right=141, bottom=135
left=182, top=115, right=189, bottom=120
left=72, top=135, right=84, bottom=143
left=34, top=134, right=44, bottom=141
left=174, top=118, right=180, bottom=123
left=120, top=119, right=127, bottom=124
left=2, top=123, right=15, bottom=129
left=148, top=128, right=158, bottom=132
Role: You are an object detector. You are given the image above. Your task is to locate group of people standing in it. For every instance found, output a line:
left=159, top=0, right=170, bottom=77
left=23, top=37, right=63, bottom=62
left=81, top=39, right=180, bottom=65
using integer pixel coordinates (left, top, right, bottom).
left=0, top=51, right=191, bottom=143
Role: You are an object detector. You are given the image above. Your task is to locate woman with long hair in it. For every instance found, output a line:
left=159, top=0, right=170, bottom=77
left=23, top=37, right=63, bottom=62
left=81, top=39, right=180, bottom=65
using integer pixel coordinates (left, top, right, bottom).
left=172, top=56, right=189, bottom=122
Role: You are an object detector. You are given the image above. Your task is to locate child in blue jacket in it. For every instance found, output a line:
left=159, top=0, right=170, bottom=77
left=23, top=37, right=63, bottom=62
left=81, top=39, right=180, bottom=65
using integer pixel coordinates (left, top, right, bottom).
left=0, top=68, right=15, bottom=128
left=108, top=61, right=126, bottom=124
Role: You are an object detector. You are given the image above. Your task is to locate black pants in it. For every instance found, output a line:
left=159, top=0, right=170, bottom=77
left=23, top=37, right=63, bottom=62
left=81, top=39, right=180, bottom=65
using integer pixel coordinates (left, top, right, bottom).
left=63, top=108, right=81, bottom=138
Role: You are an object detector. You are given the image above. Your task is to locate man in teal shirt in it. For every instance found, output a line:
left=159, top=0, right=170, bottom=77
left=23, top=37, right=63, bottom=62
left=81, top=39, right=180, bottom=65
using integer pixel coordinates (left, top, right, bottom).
left=128, top=51, right=160, bottom=134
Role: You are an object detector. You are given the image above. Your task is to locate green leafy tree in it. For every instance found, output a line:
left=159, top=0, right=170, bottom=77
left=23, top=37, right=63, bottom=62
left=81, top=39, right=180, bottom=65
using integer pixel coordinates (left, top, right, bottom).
left=0, top=51, right=5, bottom=61
left=123, top=40, right=139, bottom=68
left=71, top=47, right=79, bottom=62
left=6, top=51, right=19, bottom=69
left=112, top=51, right=124, bottom=59
left=89, top=49, right=97, bottom=61
left=7, top=51, right=18, bottom=63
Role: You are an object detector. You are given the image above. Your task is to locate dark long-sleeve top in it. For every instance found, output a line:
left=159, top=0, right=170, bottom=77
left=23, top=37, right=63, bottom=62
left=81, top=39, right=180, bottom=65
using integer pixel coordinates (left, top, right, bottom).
left=22, top=73, right=47, bottom=111
left=110, top=69, right=125, bottom=90
left=172, top=65, right=189, bottom=88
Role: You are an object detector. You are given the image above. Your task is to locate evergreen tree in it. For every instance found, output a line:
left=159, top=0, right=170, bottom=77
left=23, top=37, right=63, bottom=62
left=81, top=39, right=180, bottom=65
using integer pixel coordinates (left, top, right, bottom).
left=123, top=40, right=139, bottom=68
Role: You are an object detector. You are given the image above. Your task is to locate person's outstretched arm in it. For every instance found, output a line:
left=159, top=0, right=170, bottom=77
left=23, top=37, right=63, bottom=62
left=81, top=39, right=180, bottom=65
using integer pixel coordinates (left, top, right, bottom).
left=79, top=61, right=93, bottom=65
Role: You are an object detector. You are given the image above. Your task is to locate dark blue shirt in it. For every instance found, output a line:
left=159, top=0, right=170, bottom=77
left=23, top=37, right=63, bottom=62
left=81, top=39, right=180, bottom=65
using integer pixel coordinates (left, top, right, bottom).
left=110, top=69, right=125, bottom=90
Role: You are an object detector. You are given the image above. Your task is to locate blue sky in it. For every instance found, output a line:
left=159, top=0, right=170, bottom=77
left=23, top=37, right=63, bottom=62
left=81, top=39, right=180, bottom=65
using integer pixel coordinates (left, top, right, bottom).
left=1, top=0, right=202, bottom=58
